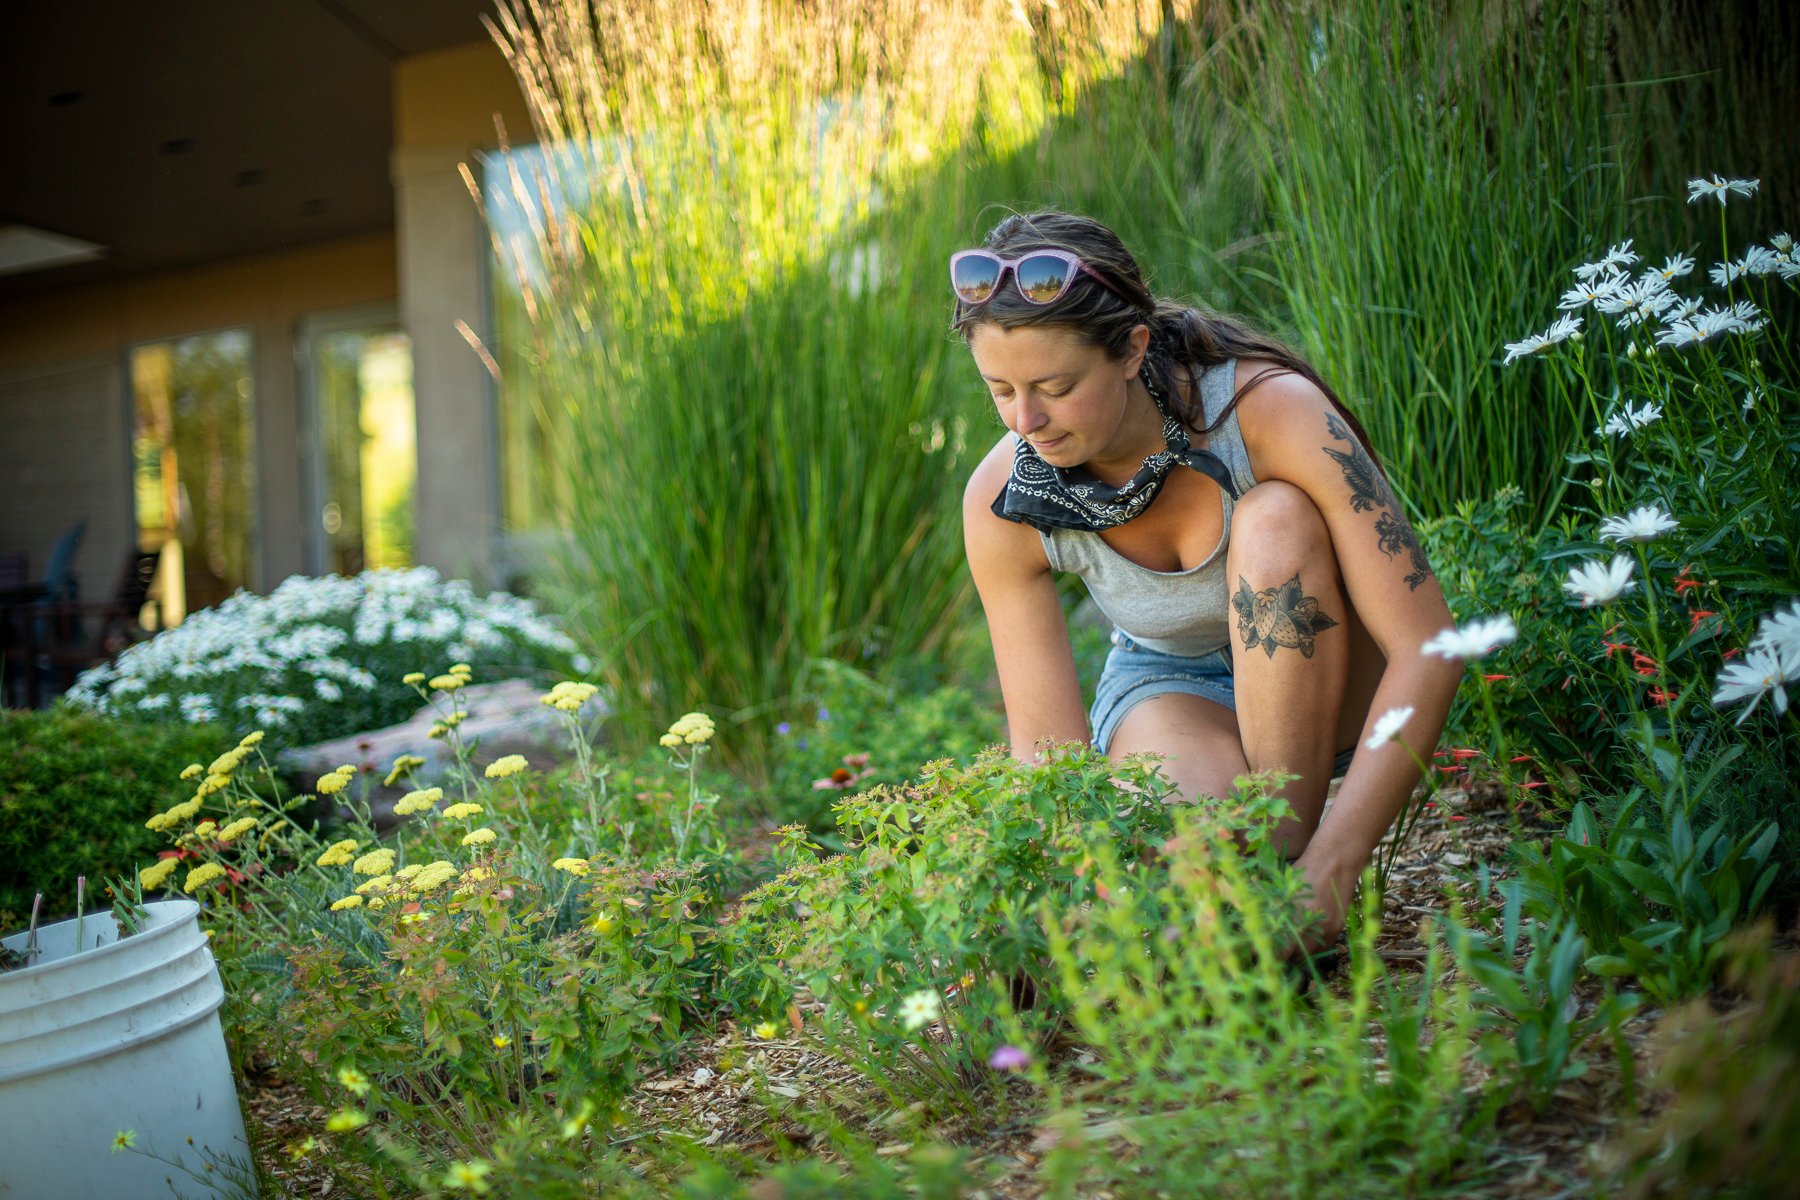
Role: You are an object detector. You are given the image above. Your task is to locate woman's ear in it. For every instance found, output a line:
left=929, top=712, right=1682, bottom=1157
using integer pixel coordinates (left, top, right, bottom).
left=1123, top=322, right=1152, bottom=377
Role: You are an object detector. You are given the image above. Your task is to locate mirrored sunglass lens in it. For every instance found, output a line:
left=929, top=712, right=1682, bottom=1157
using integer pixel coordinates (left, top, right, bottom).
left=952, top=257, right=1000, bottom=301
left=1016, top=255, right=1072, bottom=303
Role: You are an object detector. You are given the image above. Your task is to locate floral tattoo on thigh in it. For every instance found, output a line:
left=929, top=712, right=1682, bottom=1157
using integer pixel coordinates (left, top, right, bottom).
left=1322, top=412, right=1434, bottom=591
left=1234, top=573, right=1339, bottom=659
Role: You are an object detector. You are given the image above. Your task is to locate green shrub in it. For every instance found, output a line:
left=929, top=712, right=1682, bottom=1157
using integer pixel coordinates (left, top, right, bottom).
left=0, top=705, right=226, bottom=928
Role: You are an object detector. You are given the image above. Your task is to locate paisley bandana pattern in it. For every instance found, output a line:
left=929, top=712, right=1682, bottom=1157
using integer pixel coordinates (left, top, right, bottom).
left=990, top=365, right=1240, bottom=533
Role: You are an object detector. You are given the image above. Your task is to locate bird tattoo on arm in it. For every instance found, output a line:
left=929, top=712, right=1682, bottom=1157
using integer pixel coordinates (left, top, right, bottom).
left=1322, top=413, right=1434, bottom=591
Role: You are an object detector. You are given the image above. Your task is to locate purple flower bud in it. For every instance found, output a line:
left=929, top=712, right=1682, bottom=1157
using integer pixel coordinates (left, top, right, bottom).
left=776, top=722, right=791, bottom=736
left=987, top=1044, right=1030, bottom=1072
left=817, top=707, right=831, bottom=722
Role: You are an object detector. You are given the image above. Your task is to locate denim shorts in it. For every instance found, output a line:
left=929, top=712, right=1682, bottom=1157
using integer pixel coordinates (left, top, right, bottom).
left=1090, top=628, right=1357, bottom=777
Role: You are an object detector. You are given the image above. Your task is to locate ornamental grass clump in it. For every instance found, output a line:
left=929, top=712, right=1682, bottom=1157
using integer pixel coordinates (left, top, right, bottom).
left=64, top=567, right=578, bottom=747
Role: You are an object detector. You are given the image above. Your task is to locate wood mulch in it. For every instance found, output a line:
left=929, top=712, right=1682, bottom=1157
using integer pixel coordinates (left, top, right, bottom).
left=237, top=778, right=1741, bottom=1198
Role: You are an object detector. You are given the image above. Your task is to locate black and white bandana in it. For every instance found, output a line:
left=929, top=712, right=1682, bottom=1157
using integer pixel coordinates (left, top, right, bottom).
left=990, top=365, right=1240, bottom=534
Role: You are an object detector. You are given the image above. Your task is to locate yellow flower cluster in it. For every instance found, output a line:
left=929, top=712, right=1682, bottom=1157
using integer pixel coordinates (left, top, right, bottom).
left=427, top=710, right=468, bottom=739
left=550, top=857, right=592, bottom=877
left=428, top=663, right=473, bottom=693
left=451, top=865, right=493, bottom=897
left=407, top=860, right=459, bottom=894
left=216, top=817, right=258, bottom=843
left=392, top=787, right=444, bottom=817
left=351, top=848, right=397, bottom=877
left=402, top=672, right=427, bottom=686
left=441, top=802, right=484, bottom=820
left=460, top=827, right=497, bottom=847
left=316, top=764, right=358, bottom=796
left=384, top=754, right=428, bottom=787
left=140, top=858, right=179, bottom=890
left=183, top=863, right=227, bottom=893
left=329, top=895, right=363, bottom=911
left=180, top=764, right=203, bottom=781
left=315, top=839, right=360, bottom=867
left=540, top=681, right=600, bottom=713
left=354, top=874, right=394, bottom=896
left=192, top=820, right=218, bottom=838
left=239, top=731, right=264, bottom=748
left=659, top=711, right=715, bottom=749
left=145, top=797, right=204, bottom=832
left=484, top=754, right=528, bottom=779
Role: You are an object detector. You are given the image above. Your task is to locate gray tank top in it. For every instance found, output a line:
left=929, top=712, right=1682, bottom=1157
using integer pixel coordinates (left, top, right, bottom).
left=1039, top=357, right=1258, bottom=658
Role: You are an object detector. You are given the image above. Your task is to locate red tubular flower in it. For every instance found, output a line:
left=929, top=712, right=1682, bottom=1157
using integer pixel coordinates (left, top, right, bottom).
left=1482, top=674, right=1511, bottom=682
left=1724, top=647, right=1742, bottom=661
left=1673, top=568, right=1700, bottom=596
left=1631, top=651, right=1659, bottom=677
left=1510, top=754, right=1533, bottom=763
left=1603, top=640, right=1632, bottom=659
left=1687, top=610, right=1718, bottom=635
left=1648, top=686, right=1673, bottom=707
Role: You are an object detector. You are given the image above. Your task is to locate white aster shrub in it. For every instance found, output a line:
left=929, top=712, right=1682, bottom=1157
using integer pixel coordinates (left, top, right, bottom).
left=67, top=568, right=578, bottom=746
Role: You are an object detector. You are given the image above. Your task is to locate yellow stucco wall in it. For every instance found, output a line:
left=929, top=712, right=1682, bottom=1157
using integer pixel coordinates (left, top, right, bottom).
left=394, top=40, right=535, bottom=149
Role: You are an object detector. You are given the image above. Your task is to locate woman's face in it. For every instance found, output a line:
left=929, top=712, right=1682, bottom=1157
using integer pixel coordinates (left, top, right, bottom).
left=968, top=321, right=1151, bottom=469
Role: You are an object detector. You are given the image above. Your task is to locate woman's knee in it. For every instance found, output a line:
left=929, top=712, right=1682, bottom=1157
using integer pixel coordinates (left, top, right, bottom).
left=1228, top=482, right=1338, bottom=584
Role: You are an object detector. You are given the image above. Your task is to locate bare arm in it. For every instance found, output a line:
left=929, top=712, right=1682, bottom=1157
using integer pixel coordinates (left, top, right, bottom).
left=1237, top=374, right=1465, bottom=913
left=962, top=439, right=1091, bottom=760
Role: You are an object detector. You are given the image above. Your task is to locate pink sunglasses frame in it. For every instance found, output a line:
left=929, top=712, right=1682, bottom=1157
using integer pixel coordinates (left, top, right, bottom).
left=948, top=248, right=1134, bottom=306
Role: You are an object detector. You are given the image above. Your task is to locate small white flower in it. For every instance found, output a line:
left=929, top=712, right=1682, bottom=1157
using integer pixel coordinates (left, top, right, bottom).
left=1365, top=705, right=1416, bottom=752
left=1686, top=174, right=1759, bottom=205
left=897, top=989, right=942, bottom=1032
left=1656, top=304, right=1761, bottom=348
left=1770, top=232, right=1793, bottom=253
left=1563, top=555, right=1638, bottom=607
left=1421, top=615, right=1519, bottom=661
left=1642, top=253, right=1694, bottom=283
left=1751, top=599, right=1800, bottom=662
left=1597, top=400, right=1663, bottom=438
left=1597, top=277, right=1677, bottom=328
left=1709, top=259, right=1749, bottom=288
left=1743, top=390, right=1758, bottom=414
left=1711, top=645, right=1799, bottom=725
left=1503, top=314, right=1583, bottom=366
left=1598, top=505, right=1678, bottom=543
left=1558, top=273, right=1626, bottom=311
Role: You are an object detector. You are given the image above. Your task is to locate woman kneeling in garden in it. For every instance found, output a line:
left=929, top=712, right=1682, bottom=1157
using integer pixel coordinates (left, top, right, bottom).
left=954, top=210, right=1466, bottom=948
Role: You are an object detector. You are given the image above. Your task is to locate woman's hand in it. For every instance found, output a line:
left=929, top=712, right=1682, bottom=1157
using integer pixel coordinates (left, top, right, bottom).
left=1288, top=851, right=1360, bottom=957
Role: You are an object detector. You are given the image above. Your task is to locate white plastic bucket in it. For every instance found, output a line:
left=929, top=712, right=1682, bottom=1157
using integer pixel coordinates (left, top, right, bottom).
left=0, top=898, right=257, bottom=1199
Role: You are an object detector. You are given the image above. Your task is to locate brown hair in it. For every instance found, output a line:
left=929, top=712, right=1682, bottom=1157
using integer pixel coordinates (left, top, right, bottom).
left=949, top=209, right=1383, bottom=469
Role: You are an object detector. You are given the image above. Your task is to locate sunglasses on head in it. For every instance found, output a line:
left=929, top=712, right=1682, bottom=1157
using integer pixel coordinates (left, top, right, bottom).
left=949, top=248, right=1134, bottom=307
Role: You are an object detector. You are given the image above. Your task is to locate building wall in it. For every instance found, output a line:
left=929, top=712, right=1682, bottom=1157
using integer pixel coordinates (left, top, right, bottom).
left=0, top=232, right=398, bottom=605
left=0, top=38, right=533, bottom=609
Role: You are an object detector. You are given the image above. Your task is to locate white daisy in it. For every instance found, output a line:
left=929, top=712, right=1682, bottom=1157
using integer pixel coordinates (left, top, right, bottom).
left=1365, top=705, right=1416, bottom=752
left=1711, top=645, right=1799, bottom=725
left=1709, top=259, right=1749, bottom=288
left=1686, top=175, right=1759, bottom=205
left=1641, top=253, right=1695, bottom=283
left=1750, top=599, right=1800, bottom=661
left=1503, top=314, right=1583, bottom=366
left=1574, top=241, right=1638, bottom=280
left=897, top=988, right=942, bottom=1032
left=1770, top=232, right=1793, bottom=253
left=1596, top=277, right=1677, bottom=327
left=1558, top=273, right=1626, bottom=310
left=1421, top=614, right=1519, bottom=661
left=1564, top=555, right=1638, bottom=607
left=1597, top=400, right=1663, bottom=438
left=1598, top=505, right=1678, bottom=543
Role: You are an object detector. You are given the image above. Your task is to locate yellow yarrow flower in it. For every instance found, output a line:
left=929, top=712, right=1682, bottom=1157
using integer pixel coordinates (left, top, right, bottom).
left=551, top=858, right=591, bottom=877
left=484, top=755, right=528, bottom=779
left=316, top=765, right=357, bottom=796
left=441, top=802, right=484, bottom=820
left=238, top=731, right=264, bottom=749
left=427, top=674, right=464, bottom=692
left=667, top=711, right=715, bottom=745
left=402, top=671, right=426, bottom=685
left=407, top=861, right=459, bottom=894
left=384, top=754, right=428, bottom=787
left=540, top=681, right=600, bottom=713
left=207, top=748, right=247, bottom=776
left=216, top=817, right=258, bottom=843
left=392, top=787, right=443, bottom=817
left=179, top=763, right=203, bottom=781
left=351, top=848, right=397, bottom=876
left=353, top=874, right=394, bottom=896
left=658, top=733, right=683, bottom=748
left=329, top=895, right=363, bottom=911
left=192, top=820, right=218, bottom=838
left=450, top=662, right=472, bottom=675
left=460, top=827, right=497, bottom=847
left=140, top=858, right=179, bottom=890
left=183, top=863, right=227, bottom=894
left=315, top=839, right=360, bottom=868
left=394, top=863, right=425, bottom=881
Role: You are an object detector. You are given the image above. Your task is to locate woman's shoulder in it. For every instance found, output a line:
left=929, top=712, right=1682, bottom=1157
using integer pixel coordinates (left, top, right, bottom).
left=963, top=431, right=1019, bottom=508
left=1229, top=357, right=1337, bottom=462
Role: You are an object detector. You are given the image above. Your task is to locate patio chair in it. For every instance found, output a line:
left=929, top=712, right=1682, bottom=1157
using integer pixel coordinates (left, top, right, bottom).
left=1, top=547, right=160, bottom=708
